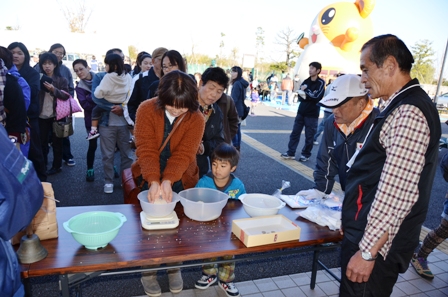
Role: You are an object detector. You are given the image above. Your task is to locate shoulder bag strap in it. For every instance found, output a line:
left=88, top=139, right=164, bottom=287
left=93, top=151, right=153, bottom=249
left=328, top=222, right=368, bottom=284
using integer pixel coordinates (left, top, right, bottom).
left=158, top=113, right=186, bottom=154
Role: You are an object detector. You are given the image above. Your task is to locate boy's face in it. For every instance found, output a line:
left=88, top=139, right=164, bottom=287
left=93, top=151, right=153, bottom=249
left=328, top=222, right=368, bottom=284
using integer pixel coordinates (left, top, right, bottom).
left=212, top=160, right=236, bottom=182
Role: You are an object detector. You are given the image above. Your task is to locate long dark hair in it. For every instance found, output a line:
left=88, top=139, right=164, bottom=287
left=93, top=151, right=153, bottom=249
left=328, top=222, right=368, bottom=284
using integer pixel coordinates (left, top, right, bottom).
left=231, top=66, right=242, bottom=85
left=7, top=42, right=31, bottom=68
left=161, top=50, right=186, bottom=76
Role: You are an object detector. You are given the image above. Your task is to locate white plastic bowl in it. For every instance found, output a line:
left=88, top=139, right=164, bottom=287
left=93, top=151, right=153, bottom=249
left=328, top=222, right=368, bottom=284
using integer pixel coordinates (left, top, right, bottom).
left=179, top=188, right=229, bottom=221
left=239, top=194, right=286, bottom=217
left=138, top=190, right=180, bottom=218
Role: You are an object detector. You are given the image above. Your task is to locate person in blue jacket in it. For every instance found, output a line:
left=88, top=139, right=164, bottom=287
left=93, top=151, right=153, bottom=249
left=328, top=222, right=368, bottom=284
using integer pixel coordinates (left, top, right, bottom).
left=229, top=66, right=249, bottom=151
left=0, top=124, right=43, bottom=297
left=195, top=142, right=245, bottom=297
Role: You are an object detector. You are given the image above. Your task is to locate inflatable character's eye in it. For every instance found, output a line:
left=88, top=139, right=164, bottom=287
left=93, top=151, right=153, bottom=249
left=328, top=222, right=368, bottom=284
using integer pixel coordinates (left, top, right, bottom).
left=321, top=8, right=336, bottom=25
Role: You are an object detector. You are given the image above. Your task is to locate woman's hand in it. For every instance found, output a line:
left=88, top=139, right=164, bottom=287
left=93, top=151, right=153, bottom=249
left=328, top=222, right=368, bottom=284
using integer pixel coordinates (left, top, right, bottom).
left=160, top=180, right=173, bottom=202
left=43, top=81, right=55, bottom=93
left=147, top=181, right=161, bottom=203
left=197, top=142, right=204, bottom=155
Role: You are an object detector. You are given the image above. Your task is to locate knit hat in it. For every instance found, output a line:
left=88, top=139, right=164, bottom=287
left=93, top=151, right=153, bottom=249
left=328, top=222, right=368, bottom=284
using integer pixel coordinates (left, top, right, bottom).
left=319, top=74, right=368, bottom=108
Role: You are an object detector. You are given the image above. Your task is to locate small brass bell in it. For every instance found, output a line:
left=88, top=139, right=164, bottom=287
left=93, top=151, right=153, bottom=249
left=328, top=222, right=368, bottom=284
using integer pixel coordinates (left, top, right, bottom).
left=16, top=225, right=48, bottom=264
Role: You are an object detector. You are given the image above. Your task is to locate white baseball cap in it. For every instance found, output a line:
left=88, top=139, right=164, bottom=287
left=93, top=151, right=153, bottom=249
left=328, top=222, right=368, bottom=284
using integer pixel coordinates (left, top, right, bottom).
left=319, top=74, right=368, bottom=108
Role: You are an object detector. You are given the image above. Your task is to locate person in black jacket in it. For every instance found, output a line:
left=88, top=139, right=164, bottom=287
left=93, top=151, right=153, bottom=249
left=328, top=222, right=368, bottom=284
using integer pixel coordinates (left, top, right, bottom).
left=0, top=58, right=26, bottom=146
left=196, top=67, right=229, bottom=177
left=8, top=42, right=47, bottom=181
left=127, top=47, right=167, bottom=122
left=281, top=62, right=325, bottom=162
left=296, top=74, right=379, bottom=200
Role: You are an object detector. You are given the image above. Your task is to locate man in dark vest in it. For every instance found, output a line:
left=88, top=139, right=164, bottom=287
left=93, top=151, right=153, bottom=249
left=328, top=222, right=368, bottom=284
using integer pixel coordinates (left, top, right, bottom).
left=340, top=34, right=441, bottom=296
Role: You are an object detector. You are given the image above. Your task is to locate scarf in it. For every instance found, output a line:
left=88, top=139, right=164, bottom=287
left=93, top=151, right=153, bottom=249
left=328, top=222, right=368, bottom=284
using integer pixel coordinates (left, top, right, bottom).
left=337, top=99, right=374, bottom=136
left=0, top=59, right=7, bottom=124
left=200, top=104, right=215, bottom=123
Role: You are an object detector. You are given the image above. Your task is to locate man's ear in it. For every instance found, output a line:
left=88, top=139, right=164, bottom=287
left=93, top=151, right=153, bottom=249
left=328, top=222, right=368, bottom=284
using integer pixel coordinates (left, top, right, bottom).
left=230, top=166, right=237, bottom=173
left=383, top=56, right=397, bottom=76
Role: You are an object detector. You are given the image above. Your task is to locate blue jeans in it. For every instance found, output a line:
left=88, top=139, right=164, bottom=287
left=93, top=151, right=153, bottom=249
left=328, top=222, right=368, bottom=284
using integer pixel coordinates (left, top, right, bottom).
left=287, top=114, right=318, bottom=158
left=314, top=111, right=332, bottom=141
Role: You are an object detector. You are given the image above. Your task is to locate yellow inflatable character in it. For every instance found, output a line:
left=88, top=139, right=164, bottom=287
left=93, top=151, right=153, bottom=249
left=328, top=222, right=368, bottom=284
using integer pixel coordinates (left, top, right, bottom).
left=295, top=0, right=375, bottom=82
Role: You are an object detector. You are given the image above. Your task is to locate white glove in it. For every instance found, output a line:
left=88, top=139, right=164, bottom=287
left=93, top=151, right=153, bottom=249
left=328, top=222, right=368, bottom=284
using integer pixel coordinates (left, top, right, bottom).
left=297, top=189, right=326, bottom=200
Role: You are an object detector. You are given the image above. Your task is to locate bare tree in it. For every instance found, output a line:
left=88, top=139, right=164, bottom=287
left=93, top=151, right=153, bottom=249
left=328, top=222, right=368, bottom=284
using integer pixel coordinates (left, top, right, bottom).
left=275, top=27, right=300, bottom=68
left=255, top=27, right=265, bottom=62
left=230, top=47, right=239, bottom=66
left=57, top=0, right=92, bottom=33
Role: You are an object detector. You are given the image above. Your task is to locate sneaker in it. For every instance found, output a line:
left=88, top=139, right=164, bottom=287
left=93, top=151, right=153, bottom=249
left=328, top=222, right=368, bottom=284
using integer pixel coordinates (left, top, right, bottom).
left=65, top=159, right=76, bottom=166
left=86, top=130, right=100, bottom=140
left=299, top=155, right=309, bottom=162
left=167, top=269, right=183, bottom=293
left=313, top=141, right=319, bottom=145
left=218, top=280, right=240, bottom=297
left=280, top=153, right=295, bottom=160
left=195, top=274, right=217, bottom=289
left=104, top=183, right=114, bottom=194
left=141, top=274, right=161, bottom=297
left=410, top=253, right=434, bottom=279
left=86, top=169, right=94, bottom=182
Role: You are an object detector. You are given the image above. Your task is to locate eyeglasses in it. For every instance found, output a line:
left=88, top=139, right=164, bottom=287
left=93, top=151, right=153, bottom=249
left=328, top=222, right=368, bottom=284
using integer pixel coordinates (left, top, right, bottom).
left=162, top=64, right=174, bottom=71
left=52, top=51, right=64, bottom=57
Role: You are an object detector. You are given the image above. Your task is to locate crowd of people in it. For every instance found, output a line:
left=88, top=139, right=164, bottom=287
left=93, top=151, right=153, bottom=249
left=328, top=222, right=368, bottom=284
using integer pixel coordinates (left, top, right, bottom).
left=0, top=33, right=445, bottom=297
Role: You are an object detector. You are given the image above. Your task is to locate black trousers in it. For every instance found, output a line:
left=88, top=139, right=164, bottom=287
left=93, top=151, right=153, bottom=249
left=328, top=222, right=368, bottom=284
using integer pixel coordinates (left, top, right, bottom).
left=340, top=236, right=413, bottom=297
left=39, top=118, right=63, bottom=170
left=27, top=118, right=47, bottom=181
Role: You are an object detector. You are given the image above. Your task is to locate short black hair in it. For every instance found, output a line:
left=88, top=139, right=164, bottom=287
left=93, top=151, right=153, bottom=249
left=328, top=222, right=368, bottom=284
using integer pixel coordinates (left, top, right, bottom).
left=104, top=53, right=125, bottom=75
left=361, top=34, right=414, bottom=73
left=72, top=59, right=88, bottom=69
left=157, top=70, right=199, bottom=112
left=49, top=43, right=66, bottom=56
left=309, top=62, right=322, bottom=70
left=38, top=52, right=60, bottom=77
left=211, top=143, right=240, bottom=168
left=0, top=46, right=13, bottom=69
left=201, top=67, right=229, bottom=88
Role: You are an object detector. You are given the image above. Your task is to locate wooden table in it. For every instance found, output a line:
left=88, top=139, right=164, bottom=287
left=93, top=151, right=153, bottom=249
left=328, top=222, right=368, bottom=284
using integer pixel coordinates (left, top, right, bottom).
left=21, top=201, right=342, bottom=296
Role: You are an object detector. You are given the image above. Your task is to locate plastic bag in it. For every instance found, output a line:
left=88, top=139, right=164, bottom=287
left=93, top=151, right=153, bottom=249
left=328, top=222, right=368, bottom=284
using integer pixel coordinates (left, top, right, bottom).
left=299, top=191, right=344, bottom=230
left=272, top=180, right=291, bottom=198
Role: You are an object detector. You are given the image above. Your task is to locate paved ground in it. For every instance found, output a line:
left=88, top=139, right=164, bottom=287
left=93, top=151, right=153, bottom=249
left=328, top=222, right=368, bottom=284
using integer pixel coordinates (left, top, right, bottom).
left=28, top=100, right=448, bottom=296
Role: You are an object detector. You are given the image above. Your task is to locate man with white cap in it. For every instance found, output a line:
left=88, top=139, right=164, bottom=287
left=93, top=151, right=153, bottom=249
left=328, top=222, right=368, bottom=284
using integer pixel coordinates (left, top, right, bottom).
left=297, top=74, right=378, bottom=200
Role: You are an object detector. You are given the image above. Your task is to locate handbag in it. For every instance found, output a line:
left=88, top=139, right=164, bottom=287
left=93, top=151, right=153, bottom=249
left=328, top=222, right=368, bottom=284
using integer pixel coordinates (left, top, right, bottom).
left=11, top=182, right=59, bottom=245
left=53, top=117, right=74, bottom=138
left=123, top=114, right=186, bottom=204
left=56, top=91, right=82, bottom=120
left=242, top=104, right=250, bottom=120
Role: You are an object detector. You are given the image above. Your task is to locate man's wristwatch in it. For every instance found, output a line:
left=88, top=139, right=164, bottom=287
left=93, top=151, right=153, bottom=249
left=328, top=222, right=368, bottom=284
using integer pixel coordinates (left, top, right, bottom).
left=361, top=251, right=377, bottom=261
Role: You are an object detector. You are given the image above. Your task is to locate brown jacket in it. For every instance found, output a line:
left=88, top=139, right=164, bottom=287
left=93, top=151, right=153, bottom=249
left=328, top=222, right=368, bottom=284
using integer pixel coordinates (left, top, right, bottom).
left=281, top=77, right=293, bottom=91
left=38, top=76, right=70, bottom=116
left=132, top=98, right=205, bottom=189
